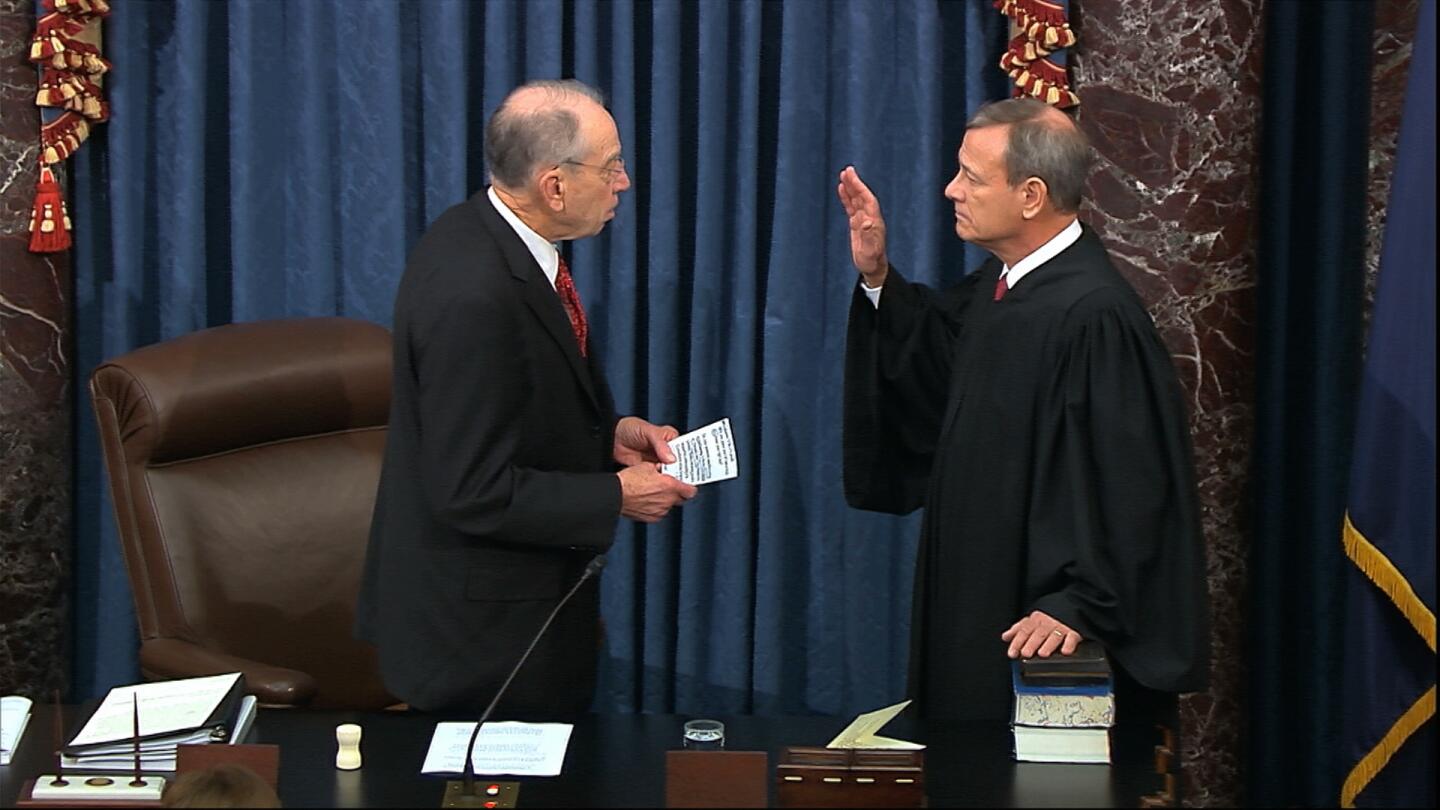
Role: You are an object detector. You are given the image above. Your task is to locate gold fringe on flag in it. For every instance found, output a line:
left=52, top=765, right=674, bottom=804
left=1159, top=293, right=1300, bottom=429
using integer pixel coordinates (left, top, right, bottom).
left=1338, top=511, right=1438, bottom=807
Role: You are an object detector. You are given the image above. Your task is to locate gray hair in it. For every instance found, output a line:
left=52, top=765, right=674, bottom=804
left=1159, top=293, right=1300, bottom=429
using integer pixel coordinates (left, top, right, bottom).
left=485, top=79, right=607, bottom=189
left=967, top=98, right=1092, bottom=212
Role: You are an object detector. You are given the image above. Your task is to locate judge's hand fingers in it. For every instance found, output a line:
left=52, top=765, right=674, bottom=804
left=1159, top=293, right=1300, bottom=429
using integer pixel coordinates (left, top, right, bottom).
left=1007, top=624, right=1040, bottom=658
left=1060, top=631, right=1081, bottom=656
left=840, top=167, right=877, bottom=207
left=1032, top=625, right=1080, bottom=658
left=837, top=178, right=859, bottom=217
left=841, top=169, right=884, bottom=225
left=1035, top=629, right=1066, bottom=658
left=1000, top=620, right=1022, bottom=642
left=1018, top=627, right=1051, bottom=659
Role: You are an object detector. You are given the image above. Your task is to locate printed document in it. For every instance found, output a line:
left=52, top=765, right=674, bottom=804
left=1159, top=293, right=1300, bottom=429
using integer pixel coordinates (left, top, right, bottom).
left=827, top=700, right=925, bottom=750
left=422, top=722, right=573, bottom=777
left=661, top=418, right=738, bottom=485
left=68, top=672, right=240, bottom=746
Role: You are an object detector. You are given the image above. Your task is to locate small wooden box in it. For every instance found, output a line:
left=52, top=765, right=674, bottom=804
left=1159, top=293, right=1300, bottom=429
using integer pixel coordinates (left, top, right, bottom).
left=776, top=747, right=925, bottom=808
left=665, top=750, right=768, bottom=808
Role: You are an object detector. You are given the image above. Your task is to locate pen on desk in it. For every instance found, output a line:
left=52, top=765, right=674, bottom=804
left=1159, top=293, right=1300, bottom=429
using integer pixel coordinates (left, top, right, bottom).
left=51, top=689, right=68, bottom=787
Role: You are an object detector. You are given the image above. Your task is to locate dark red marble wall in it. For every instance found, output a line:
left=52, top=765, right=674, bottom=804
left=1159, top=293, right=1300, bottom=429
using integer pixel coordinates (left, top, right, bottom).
left=1068, top=0, right=1417, bottom=805
left=0, top=0, right=71, bottom=698
left=1364, top=1, right=1419, bottom=331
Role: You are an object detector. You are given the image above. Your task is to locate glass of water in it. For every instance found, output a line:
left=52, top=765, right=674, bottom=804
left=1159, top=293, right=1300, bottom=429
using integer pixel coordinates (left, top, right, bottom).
left=682, top=718, right=725, bottom=750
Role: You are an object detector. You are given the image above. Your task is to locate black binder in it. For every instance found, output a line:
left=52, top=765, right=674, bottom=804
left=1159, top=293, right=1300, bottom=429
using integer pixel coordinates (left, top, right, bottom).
left=61, top=673, right=247, bottom=756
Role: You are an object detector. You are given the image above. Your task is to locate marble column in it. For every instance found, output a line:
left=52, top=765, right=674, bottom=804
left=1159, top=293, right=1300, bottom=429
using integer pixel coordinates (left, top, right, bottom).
left=1068, top=0, right=1417, bottom=805
left=0, top=0, right=71, bottom=699
left=1364, top=1, right=1419, bottom=323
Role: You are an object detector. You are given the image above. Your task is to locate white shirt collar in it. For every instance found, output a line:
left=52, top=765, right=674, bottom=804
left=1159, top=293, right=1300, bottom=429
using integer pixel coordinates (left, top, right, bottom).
left=999, top=218, right=1082, bottom=290
left=488, top=186, right=560, bottom=289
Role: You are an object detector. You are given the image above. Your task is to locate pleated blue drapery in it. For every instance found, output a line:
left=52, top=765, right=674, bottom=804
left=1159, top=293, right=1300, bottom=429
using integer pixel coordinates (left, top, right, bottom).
left=71, top=0, right=1005, bottom=715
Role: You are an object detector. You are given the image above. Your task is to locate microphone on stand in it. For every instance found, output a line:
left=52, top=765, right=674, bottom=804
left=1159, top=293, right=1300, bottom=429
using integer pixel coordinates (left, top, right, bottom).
left=442, top=554, right=608, bottom=808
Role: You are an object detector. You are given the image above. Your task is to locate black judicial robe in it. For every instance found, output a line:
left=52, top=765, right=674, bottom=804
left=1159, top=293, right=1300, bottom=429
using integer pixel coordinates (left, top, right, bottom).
left=843, top=225, right=1209, bottom=721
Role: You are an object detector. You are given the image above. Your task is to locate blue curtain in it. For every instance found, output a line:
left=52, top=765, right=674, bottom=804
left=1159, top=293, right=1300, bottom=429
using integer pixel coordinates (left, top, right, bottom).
left=71, top=0, right=1006, bottom=715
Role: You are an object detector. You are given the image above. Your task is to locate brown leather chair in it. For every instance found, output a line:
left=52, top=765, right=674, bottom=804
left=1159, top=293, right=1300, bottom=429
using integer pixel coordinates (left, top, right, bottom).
left=89, top=317, right=396, bottom=709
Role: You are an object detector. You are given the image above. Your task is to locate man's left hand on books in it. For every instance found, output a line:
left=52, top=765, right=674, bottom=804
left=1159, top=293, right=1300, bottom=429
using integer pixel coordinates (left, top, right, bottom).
left=1002, top=610, right=1083, bottom=659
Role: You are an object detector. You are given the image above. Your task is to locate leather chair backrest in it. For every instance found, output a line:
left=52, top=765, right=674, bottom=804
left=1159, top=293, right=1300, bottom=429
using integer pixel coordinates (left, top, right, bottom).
left=89, top=317, right=393, bottom=709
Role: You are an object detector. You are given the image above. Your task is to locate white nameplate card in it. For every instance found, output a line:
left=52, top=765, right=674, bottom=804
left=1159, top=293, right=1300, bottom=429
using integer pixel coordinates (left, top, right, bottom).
left=661, top=418, right=738, bottom=485
left=827, top=699, right=925, bottom=750
left=421, top=721, right=573, bottom=777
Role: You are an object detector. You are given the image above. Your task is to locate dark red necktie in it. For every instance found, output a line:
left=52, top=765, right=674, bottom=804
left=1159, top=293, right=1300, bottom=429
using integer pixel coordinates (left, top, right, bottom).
left=994, top=273, right=1009, bottom=301
left=554, top=256, right=589, bottom=357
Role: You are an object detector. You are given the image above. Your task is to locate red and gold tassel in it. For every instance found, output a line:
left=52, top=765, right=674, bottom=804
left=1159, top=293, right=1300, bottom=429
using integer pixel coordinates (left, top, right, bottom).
left=1011, top=57, right=1079, bottom=108
left=41, top=112, right=91, bottom=164
left=1001, top=0, right=1078, bottom=51
left=29, top=14, right=73, bottom=61
left=28, top=164, right=72, bottom=253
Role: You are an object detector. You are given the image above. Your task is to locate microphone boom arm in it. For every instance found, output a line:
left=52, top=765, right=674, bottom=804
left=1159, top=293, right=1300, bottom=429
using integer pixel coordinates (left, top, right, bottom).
left=459, top=554, right=607, bottom=795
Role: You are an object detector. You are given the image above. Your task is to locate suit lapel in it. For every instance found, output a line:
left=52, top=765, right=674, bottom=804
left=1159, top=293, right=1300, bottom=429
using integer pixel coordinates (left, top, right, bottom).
left=472, top=195, right=600, bottom=411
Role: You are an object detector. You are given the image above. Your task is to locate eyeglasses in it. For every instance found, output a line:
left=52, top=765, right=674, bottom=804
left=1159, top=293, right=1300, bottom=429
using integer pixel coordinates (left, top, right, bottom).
left=561, top=157, right=627, bottom=182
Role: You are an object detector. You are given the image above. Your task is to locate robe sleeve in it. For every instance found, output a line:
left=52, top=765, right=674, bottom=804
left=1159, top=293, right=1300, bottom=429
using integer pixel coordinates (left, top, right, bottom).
left=1026, top=288, right=1210, bottom=693
left=842, top=266, right=980, bottom=514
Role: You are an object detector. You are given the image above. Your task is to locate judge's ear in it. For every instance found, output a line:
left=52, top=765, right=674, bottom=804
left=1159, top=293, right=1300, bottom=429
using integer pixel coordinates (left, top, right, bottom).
left=1019, top=176, right=1049, bottom=220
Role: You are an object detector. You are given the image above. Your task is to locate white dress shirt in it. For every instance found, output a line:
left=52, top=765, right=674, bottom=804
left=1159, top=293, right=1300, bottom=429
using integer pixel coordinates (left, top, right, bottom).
left=863, top=217, right=1083, bottom=308
left=488, top=186, right=560, bottom=290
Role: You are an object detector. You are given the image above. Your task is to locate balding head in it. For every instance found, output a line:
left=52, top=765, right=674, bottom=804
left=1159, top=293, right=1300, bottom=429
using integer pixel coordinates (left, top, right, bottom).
left=966, top=98, right=1092, bottom=212
left=485, top=80, right=608, bottom=189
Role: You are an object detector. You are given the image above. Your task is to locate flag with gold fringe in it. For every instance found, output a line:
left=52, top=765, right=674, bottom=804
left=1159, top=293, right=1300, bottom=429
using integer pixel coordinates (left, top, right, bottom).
left=1339, top=3, right=1435, bottom=806
left=28, top=0, right=111, bottom=253
left=995, top=0, right=1078, bottom=108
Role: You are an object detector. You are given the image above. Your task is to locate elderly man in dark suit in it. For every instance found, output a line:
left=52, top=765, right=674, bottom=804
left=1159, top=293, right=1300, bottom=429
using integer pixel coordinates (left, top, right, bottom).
left=357, top=79, right=696, bottom=716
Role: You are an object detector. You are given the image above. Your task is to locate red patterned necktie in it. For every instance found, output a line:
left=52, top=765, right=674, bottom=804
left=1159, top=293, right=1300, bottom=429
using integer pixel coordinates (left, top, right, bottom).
left=994, top=273, right=1009, bottom=301
left=554, top=256, right=589, bottom=357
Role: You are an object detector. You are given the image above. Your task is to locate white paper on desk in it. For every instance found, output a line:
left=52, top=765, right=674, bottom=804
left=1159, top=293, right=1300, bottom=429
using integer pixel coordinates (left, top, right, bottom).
left=827, top=699, right=925, bottom=750
left=660, top=417, right=738, bottom=485
left=422, top=722, right=574, bottom=777
left=2, top=695, right=33, bottom=765
left=67, top=672, right=240, bottom=747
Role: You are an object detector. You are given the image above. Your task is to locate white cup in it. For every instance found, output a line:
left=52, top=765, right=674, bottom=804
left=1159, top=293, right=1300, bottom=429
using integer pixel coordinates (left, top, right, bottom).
left=335, top=723, right=362, bottom=770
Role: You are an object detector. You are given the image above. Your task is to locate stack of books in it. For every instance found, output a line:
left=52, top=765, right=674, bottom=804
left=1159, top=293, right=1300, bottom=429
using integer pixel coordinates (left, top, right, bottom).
left=60, top=672, right=258, bottom=772
left=1010, top=640, right=1115, bottom=764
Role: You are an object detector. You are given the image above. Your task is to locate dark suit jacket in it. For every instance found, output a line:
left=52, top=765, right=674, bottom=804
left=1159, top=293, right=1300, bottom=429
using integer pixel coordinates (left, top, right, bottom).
left=356, top=190, right=622, bottom=716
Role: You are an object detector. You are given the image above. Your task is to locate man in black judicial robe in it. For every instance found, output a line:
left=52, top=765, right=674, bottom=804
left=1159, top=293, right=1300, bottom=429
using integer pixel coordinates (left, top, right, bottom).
left=837, top=98, right=1208, bottom=723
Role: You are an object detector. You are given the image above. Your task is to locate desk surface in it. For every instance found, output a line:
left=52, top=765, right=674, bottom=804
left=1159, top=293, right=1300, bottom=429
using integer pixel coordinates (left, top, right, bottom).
left=2, top=706, right=1165, bottom=807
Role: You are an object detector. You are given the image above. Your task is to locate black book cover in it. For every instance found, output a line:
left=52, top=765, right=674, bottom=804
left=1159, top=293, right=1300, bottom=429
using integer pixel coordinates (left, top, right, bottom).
left=1018, top=640, right=1112, bottom=686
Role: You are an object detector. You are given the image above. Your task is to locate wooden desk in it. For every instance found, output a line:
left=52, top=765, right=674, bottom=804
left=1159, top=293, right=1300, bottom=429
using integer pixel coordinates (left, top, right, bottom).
left=1, top=706, right=1167, bottom=807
